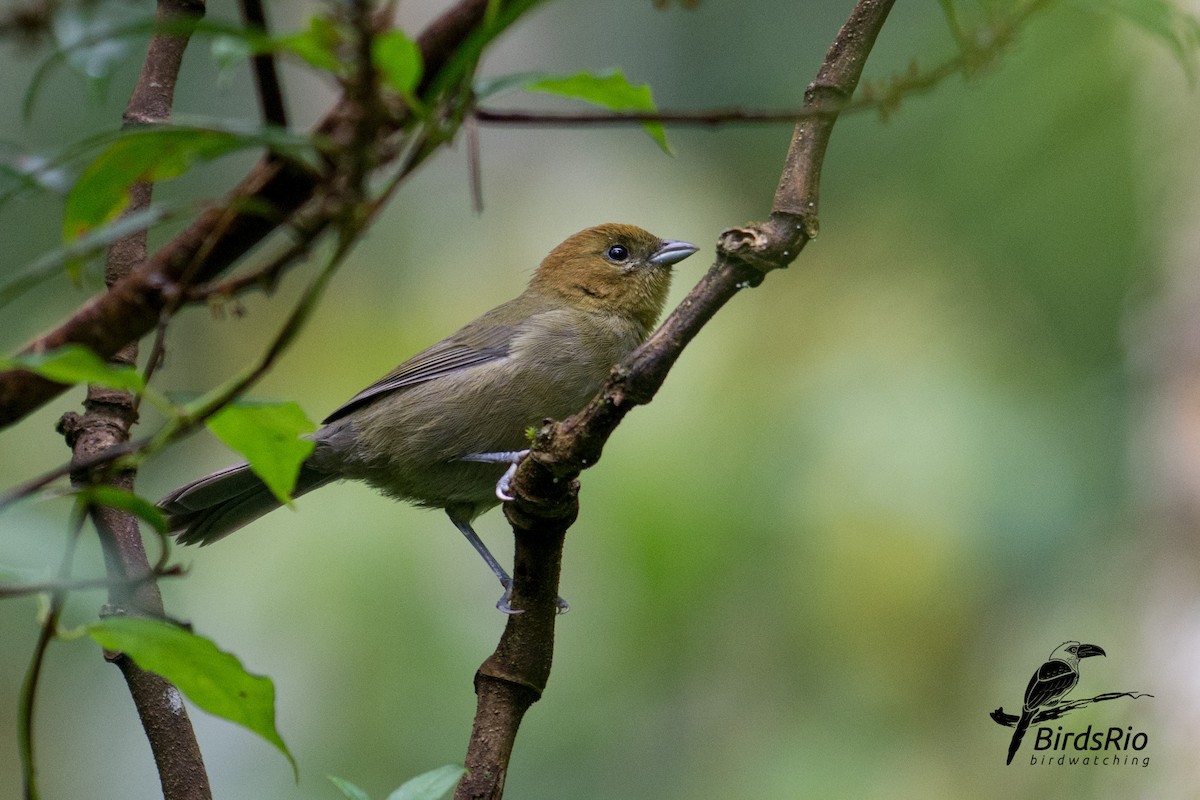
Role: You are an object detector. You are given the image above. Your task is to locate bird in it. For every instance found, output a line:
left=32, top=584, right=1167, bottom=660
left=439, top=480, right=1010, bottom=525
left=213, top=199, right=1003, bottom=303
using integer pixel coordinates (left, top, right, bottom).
left=159, top=223, right=699, bottom=613
left=1006, top=641, right=1105, bottom=764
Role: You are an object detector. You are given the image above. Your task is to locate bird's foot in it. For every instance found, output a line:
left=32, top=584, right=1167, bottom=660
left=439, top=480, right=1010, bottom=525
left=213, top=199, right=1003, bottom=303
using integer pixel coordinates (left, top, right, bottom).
left=461, top=449, right=530, bottom=501
left=495, top=579, right=570, bottom=615
left=496, top=581, right=524, bottom=615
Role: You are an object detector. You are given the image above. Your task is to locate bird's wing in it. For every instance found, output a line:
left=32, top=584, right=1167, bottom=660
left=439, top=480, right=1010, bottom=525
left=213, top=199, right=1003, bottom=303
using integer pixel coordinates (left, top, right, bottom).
left=1023, top=659, right=1078, bottom=710
left=321, top=317, right=518, bottom=424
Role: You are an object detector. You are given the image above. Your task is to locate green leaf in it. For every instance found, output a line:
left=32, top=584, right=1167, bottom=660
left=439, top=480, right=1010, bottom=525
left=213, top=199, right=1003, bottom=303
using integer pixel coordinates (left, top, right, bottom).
left=275, top=17, right=345, bottom=75
left=372, top=30, right=424, bottom=95
left=211, top=16, right=347, bottom=76
left=76, top=486, right=168, bottom=533
left=64, top=128, right=242, bottom=240
left=329, top=775, right=372, bottom=800
left=62, top=124, right=316, bottom=242
left=205, top=402, right=316, bottom=505
left=386, top=765, right=466, bottom=800
left=87, top=617, right=295, bottom=774
left=425, top=0, right=544, bottom=96
left=473, top=71, right=544, bottom=100
left=1, top=345, right=144, bottom=392
left=525, top=70, right=671, bottom=154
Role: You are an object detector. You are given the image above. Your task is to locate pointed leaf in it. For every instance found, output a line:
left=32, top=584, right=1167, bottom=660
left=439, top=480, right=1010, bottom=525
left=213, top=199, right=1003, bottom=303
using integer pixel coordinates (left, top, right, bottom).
left=1, top=345, right=144, bottom=392
left=87, top=617, right=295, bottom=774
left=64, top=128, right=241, bottom=239
left=205, top=401, right=316, bottom=505
left=525, top=70, right=671, bottom=153
left=386, top=765, right=466, bottom=800
left=329, top=775, right=372, bottom=800
left=77, top=486, right=168, bottom=533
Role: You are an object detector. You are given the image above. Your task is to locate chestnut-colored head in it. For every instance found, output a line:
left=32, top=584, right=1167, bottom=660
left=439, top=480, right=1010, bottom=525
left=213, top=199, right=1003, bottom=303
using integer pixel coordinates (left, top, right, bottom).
left=529, top=223, right=698, bottom=334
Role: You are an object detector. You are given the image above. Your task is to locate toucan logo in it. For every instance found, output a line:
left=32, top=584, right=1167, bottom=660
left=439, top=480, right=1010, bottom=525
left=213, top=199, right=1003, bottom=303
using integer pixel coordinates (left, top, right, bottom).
left=990, top=641, right=1153, bottom=765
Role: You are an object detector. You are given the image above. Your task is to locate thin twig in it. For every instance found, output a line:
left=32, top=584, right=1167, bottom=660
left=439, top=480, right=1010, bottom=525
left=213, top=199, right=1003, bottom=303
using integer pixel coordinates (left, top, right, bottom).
left=19, top=504, right=85, bottom=800
left=466, top=114, right=483, bottom=212
left=0, top=565, right=184, bottom=599
left=472, top=0, right=1056, bottom=129
left=474, top=107, right=830, bottom=125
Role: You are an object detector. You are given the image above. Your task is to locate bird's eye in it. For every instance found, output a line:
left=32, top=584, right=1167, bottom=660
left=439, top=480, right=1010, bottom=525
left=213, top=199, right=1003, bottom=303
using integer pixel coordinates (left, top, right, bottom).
left=606, top=244, right=630, bottom=262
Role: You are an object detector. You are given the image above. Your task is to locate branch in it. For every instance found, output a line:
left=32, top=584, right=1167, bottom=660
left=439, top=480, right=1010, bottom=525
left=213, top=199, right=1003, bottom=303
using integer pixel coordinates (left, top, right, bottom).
left=0, top=0, right=515, bottom=428
left=472, top=0, right=1057, bottom=131
left=457, top=2, right=896, bottom=798
left=63, top=2, right=212, bottom=798
left=474, top=107, right=829, bottom=125
left=238, top=0, right=288, bottom=129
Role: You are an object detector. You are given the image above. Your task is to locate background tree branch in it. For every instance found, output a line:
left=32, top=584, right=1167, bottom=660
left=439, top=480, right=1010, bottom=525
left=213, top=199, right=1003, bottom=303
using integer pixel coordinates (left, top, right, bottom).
left=0, top=0, right=519, bottom=428
left=456, top=2, right=896, bottom=797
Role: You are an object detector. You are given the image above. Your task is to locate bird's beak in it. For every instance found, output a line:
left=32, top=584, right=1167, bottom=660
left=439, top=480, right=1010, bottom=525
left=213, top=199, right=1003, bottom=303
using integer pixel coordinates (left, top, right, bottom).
left=1077, top=644, right=1106, bottom=659
left=649, top=239, right=699, bottom=266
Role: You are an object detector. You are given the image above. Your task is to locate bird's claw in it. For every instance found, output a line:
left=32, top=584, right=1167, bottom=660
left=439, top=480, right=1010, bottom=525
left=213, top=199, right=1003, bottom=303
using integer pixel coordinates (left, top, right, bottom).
left=496, top=460, right=520, bottom=502
left=461, top=449, right=530, bottom=502
left=496, top=591, right=525, bottom=615
left=495, top=579, right=570, bottom=615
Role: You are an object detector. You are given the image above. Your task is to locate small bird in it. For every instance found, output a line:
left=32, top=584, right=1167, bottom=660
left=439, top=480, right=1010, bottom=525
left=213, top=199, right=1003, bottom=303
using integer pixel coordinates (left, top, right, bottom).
left=1006, top=641, right=1106, bottom=764
left=159, top=224, right=698, bottom=612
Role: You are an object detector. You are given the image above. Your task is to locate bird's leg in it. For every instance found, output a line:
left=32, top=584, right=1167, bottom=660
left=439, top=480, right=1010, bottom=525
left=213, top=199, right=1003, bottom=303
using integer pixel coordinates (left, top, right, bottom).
left=446, top=482, right=570, bottom=615
left=459, top=449, right=529, bottom=501
left=447, top=510, right=522, bottom=615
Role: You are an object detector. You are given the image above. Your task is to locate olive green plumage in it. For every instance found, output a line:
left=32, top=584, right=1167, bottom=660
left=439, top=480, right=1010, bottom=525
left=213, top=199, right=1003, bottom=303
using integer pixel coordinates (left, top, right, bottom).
left=160, top=224, right=698, bottom=607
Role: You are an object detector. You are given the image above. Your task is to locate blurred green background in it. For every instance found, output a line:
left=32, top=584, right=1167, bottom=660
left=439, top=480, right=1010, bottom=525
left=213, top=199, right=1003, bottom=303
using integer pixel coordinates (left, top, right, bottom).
left=2, top=0, right=1198, bottom=797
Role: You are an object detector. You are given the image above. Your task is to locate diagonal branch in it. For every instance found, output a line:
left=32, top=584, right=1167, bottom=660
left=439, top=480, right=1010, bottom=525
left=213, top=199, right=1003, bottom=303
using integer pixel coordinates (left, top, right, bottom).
left=456, top=2, right=896, bottom=798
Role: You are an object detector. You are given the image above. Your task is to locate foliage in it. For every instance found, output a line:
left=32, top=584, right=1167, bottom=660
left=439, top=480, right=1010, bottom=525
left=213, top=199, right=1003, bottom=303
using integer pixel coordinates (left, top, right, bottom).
left=0, top=0, right=1198, bottom=798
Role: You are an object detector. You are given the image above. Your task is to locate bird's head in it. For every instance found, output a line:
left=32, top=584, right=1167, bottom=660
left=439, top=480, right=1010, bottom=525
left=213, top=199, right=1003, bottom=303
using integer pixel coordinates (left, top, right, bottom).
left=530, top=223, right=699, bottom=334
left=1050, top=641, right=1106, bottom=667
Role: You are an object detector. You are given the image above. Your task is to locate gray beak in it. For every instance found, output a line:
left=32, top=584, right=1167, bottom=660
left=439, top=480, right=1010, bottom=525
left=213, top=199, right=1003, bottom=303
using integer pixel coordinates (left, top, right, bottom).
left=649, top=239, right=699, bottom=266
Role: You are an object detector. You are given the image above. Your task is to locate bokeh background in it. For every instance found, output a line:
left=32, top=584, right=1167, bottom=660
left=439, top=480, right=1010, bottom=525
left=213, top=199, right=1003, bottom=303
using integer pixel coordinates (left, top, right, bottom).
left=2, top=0, right=1199, bottom=797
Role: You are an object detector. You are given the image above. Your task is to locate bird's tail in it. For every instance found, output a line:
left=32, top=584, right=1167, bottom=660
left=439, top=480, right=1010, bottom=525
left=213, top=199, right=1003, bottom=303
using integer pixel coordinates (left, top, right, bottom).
left=1006, top=711, right=1033, bottom=765
left=160, top=461, right=335, bottom=546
